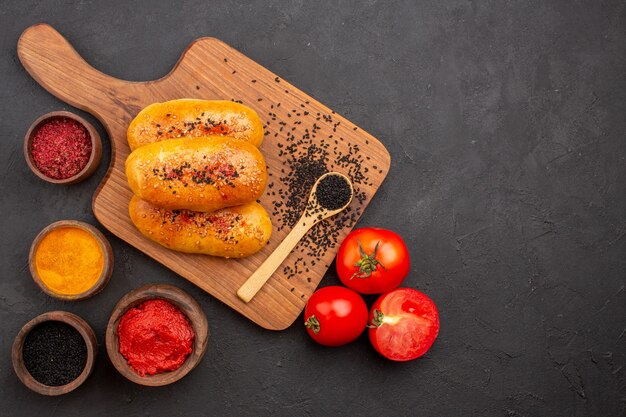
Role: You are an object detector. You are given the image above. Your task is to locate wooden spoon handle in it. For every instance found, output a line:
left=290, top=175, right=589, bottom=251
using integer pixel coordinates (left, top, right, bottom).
left=237, top=219, right=313, bottom=303
left=17, top=24, right=132, bottom=118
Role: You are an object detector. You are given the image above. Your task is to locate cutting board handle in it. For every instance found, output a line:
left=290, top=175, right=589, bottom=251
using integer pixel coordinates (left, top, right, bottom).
left=17, top=24, right=131, bottom=117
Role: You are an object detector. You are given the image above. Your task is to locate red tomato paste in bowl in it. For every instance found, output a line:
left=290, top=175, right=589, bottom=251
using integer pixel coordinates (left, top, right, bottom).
left=118, top=299, right=194, bottom=376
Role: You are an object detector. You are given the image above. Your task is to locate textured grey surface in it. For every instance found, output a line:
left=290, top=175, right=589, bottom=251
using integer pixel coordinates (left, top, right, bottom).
left=1, top=1, right=625, bottom=416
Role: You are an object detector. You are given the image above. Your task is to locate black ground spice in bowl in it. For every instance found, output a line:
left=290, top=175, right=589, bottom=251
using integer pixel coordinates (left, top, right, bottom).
left=12, top=311, right=97, bottom=395
left=23, top=321, right=87, bottom=386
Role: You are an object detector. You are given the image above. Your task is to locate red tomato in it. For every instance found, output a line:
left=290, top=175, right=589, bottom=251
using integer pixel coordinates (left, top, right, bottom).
left=368, top=288, right=439, bottom=361
left=304, top=286, right=368, bottom=347
left=336, top=228, right=410, bottom=294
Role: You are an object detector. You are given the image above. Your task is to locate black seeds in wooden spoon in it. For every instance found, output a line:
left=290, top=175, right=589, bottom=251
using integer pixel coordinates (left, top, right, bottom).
left=315, top=174, right=351, bottom=210
left=22, top=321, right=87, bottom=386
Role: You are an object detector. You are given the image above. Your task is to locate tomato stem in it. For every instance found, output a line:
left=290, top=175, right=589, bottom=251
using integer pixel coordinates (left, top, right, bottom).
left=304, top=315, right=321, bottom=334
left=351, top=240, right=386, bottom=279
left=366, top=309, right=385, bottom=328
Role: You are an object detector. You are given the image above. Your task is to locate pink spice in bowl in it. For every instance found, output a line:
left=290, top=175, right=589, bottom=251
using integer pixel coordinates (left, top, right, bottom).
left=24, top=111, right=102, bottom=185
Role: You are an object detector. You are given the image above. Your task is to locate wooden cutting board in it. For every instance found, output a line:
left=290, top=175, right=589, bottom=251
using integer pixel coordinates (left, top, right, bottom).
left=17, top=24, right=390, bottom=330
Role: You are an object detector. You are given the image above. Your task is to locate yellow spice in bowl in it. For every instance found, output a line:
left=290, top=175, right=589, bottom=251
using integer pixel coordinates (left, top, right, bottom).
left=34, top=227, right=104, bottom=295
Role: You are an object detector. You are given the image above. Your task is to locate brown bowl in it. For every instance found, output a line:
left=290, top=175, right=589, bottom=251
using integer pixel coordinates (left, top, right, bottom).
left=12, top=311, right=98, bottom=396
left=106, top=284, right=209, bottom=386
left=29, top=220, right=114, bottom=301
left=24, top=110, right=102, bottom=185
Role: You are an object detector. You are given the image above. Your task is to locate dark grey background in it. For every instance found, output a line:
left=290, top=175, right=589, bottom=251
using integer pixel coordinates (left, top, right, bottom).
left=1, top=1, right=624, bottom=416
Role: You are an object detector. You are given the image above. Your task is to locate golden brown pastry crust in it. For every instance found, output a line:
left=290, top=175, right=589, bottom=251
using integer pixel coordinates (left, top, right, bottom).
left=125, top=136, right=267, bottom=212
left=129, top=196, right=272, bottom=258
left=127, top=99, right=264, bottom=150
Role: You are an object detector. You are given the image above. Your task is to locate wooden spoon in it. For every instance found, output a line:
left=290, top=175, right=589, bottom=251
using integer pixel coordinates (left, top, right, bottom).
left=237, top=172, right=354, bottom=303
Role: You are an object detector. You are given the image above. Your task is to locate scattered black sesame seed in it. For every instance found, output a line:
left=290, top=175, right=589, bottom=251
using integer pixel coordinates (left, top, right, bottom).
left=261, top=102, right=369, bottom=275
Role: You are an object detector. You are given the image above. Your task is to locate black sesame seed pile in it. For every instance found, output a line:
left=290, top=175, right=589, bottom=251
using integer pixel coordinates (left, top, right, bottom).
left=22, top=321, right=87, bottom=386
left=271, top=144, right=329, bottom=227
left=315, top=174, right=352, bottom=210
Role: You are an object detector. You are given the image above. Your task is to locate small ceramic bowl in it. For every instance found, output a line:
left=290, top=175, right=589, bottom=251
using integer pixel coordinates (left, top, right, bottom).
left=29, top=220, right=114, bottom=301
left=12, top=311, right=98, bottom=396
left=106, top=284, right=209, bottom=386
left=24, top=110, right=102, bottom=185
